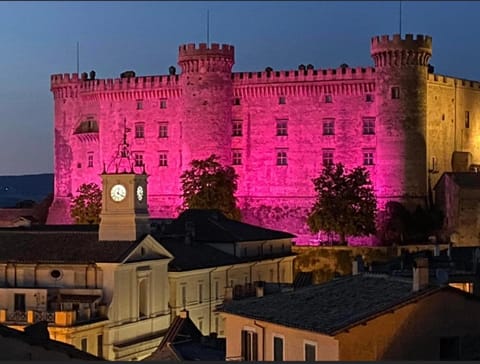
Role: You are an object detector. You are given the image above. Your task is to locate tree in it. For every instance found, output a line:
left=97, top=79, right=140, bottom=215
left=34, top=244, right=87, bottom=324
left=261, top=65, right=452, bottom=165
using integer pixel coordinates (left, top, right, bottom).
left=70, top=183, right=102, bottom=224
left=307, top=163, right=377, bottom=245
left=180, top=154, right=241, bottom=220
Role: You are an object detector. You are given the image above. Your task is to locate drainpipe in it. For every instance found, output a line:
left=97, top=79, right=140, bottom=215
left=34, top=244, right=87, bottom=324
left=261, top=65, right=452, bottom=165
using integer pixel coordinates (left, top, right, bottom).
left=253, top=320, right=266, bottom=360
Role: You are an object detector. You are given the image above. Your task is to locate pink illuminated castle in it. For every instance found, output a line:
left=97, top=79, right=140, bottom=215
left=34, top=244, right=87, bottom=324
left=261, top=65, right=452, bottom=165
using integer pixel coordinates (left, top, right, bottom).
left=47, top=34, right=480, bottom=244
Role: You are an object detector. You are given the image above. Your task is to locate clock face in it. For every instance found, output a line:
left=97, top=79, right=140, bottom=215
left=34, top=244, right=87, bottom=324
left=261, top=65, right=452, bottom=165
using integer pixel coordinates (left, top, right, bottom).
left=110, top=184, right=127, bottom=202
left=136, top=185, right=144, bottom=202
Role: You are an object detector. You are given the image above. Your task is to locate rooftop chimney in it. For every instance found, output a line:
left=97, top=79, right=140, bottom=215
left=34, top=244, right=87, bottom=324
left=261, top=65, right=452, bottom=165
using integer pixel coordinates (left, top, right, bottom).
left=413, top=257, right=429, bottom=292
left=179, top=309, right=189, bottom=319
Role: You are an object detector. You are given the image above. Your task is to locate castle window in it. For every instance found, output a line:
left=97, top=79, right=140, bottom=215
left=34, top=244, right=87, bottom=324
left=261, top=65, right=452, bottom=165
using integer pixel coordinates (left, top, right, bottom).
left=159, top=99, right=167, bottom=109
left=276, top=119, right=288, bottom=136
left=325, top=94, right=333, bottom=103
left=465, top=111, right=470, bottom=128
left=232, top=120, right=243, bottom=136
left=322, top=118, right=335, bottom=135
left=366, top=94, right=374, bottom=102
left=232, top=149, right=242, bottom=165
left=158, top=122, right=168, bottom=138
left=136, top=100, right=143, bottom=110
left=363, top=150, right=375, bottom=166
left=233, top=98, right=241, bottom=106
left=276, top=149, right=288, bottom=166
left=74, top=119, right=99, bottom=134
left=135, top=123, right=145, bottom=139
left=391, top=87, right=400, bottom=99
left=322, top=149, right=334, bottom=166
left=279, top=96, right=286, bottom=105
left=158, top=152, right=168, bottom=167
left=87, top=153, right=94, bottom=168
left=134, top=153, right=144, bottom=167
left=362, top=117, right=375, bottom=135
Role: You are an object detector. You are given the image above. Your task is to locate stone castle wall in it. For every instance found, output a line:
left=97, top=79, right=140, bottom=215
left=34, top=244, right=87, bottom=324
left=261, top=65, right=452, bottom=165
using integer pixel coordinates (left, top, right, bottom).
left=47, top=34, right=480, bottom=245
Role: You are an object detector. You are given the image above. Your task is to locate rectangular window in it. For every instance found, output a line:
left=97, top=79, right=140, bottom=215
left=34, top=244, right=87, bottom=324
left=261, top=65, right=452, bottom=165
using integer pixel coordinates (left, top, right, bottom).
left=325, top=94, right=333, bottom=103
left=135, top=123, right=145, bottom=138
left=232, top=149, right=242, bottom=165
left=134, top=153, right=144, bottom=167
left=136, top=100, right=143, bottom=110
left=81, top=338, right=88, bottom=352
left=276, top=149, right=288, bottom=166
left=241, top=330, right=258, bottom=361
left=215, top=316, right=219, bottom=332
left=159, top=99, right=167, bottom=109
left=233, top=98, right=241, bottom=106
left=215, top=280, right=219, bottom=299
left=391, top=87, right=400, bottom=99
left=362, top=117, right=375, bottom=135
left=159, top=152, right=168, bottom=167
left=14, top=294, right=25, bottom=311
left=304, top=343, right=316, bottom=361
left=322, top=149, right=334, bottom=166
left=273, top=336, right=284, bottom=361
left=97, top=335, right=103, bottom=358
left=232, top=120, right=243, bottom=136
left=87, top=153, right=94, bottom=168
left=276, top=119, right=288, bottom=136
left=366, top=94, right=374, bottom=102
left=363, top=150, right=374, bottom=166
left=181, top=285, right=187, bottom=307
left=440, top=337, right=460, bottom=360
left=322, top=118, right=335, bottom=135
left=198, top=283, right=203, bottom=303
left=279, top=96, right=286, bottom=104
left=158, top=122, right=168, bottom=138
left=465, top=111, right=470, bottom=128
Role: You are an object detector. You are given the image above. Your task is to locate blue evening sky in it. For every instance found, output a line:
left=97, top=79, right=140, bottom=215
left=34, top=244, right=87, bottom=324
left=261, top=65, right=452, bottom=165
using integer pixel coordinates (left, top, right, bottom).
left=0, top=1, right=478, bottom=175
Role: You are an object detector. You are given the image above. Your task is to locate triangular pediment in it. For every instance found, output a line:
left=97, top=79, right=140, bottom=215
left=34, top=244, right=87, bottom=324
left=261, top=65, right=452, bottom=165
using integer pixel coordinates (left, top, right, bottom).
left=122, top=235, right=174, bottom=264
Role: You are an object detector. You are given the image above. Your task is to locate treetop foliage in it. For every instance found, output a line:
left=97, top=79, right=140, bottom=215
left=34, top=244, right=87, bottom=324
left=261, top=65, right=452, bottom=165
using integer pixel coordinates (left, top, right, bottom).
left=70, top=183, right=102, bottom=224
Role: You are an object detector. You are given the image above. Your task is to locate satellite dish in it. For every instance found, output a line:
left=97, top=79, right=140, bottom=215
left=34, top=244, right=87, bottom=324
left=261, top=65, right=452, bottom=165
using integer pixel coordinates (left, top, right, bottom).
left=435, top=268, right=449, bottom=285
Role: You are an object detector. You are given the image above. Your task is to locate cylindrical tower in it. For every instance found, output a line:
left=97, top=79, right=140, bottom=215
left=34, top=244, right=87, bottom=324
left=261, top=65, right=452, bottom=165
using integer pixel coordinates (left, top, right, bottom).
left=178, top=43, right=234, bottom=169
left=371, top=34, right=432, bottom=209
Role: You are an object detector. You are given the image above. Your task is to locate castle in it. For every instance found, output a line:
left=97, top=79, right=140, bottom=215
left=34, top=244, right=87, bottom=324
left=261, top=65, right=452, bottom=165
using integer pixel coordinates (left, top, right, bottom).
left=47, top=33, right=480, bottom=244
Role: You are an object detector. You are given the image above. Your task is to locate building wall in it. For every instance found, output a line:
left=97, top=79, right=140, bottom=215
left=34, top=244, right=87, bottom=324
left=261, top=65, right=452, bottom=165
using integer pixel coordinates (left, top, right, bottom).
left=48, top=34, right=480, bottom=245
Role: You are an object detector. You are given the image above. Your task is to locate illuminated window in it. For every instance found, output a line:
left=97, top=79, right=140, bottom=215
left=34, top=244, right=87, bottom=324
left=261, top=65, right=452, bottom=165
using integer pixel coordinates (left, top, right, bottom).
left=323, top=118, right=335, bottom=135
left=232, top=120, right=243, bottom=136
left=158, top=122, right=168, bottom=138
left=363, top=150, right=374, bottom=165
left=279, top=96, right=286, bottom=105
left=241, top=330, right=258, bottom=361
left=158, top=152, right=168, bottom=167
left=136, top=100, right=143, bottom=110
left=87, top=153, right=94, bottom=168
left=465, top=111, right=470, bottom=128
left=391, top=87, right=400, bottom=99
left=134, top=153, right=144, bottom=167
left=273, top=336, right=284, bottom=361
left=159, top=99, right=167, bottom=109
left=362, top=117, right=375, bottom=135
left=232, top=150, right=242, bottom=165
left=366, top=94, right=374, bottom=102
left=276, top=119, right=288, bottom=136
left=135, top=123, right=145, bottom=138
left=276, top=149, right=288, bottom=166
left=322, top=149, right=334, bottom=166
left=325, top=94, right=333, bottom=103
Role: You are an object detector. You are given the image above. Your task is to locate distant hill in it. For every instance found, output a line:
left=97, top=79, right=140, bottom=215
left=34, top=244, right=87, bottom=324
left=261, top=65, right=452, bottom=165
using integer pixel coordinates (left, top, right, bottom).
left=0, top=173, right=54, bottom=207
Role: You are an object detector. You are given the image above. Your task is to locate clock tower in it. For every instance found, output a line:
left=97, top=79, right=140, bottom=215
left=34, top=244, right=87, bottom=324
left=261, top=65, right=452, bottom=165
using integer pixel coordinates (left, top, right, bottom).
left=99, top=120, right=151, bottom=241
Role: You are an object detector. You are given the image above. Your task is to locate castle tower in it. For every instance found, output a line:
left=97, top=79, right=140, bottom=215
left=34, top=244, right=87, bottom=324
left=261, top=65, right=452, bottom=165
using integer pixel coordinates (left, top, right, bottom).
left=371, top=34, right=432, bottom=209
left=177, top=43, right=235, bottom=168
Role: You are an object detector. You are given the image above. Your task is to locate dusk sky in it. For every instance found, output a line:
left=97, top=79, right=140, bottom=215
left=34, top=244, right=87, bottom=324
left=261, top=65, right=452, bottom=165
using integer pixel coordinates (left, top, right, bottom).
left=0, top=1, right=479, bottom=175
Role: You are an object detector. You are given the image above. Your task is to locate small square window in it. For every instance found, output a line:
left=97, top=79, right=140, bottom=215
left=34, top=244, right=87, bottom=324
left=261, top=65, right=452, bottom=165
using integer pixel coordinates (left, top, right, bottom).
left=279, top=96, right=286, bottom=105
left=322, top=149, right=334, bottom=166
left=362, top=117, right=375, bottom=135
left=159, top=152, right=168, bottom=167
left=391, top=87, right=400, bottom=99
left=233, top=98, right=241, bottom=106
left=87, top=154, right=94, bottom=168
left=159, top=99, right=167, bottom=109
left=134, top=153, right=144, bottom=167
left=325, top=94, right=333, bottom=103
left=136, top=100, right=143, bottom=110
left=276, top=119, right=288, bottom=136
left=366, top=94, right=374, bottom=102
left=465, top=111, right=470, bottom=129
left=135, top=123, right=145, bottom=138
left=363, top=150, right=374, bottom=165
left=158, top=123, right=168, bottom=138
left=232, top=120, right=243, bottom=137
left=232, top=150, right=242, bottom=165
left=323, top=118, right=335, bottom=135
left=276, top=149, right=288, bottom=166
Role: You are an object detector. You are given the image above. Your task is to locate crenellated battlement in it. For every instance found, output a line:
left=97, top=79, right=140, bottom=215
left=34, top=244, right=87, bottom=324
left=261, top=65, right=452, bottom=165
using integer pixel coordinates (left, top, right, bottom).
left=428, top=73, right=480, bottom=90
left=371, top=33, right=432, bottom=52
left=371, top=34, right=432, bottom=67
left=178, top=43, right=234, bottom=61
left=51, top=73, right=80, bottom=86
left=232, top=66, right=375, bottom=84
